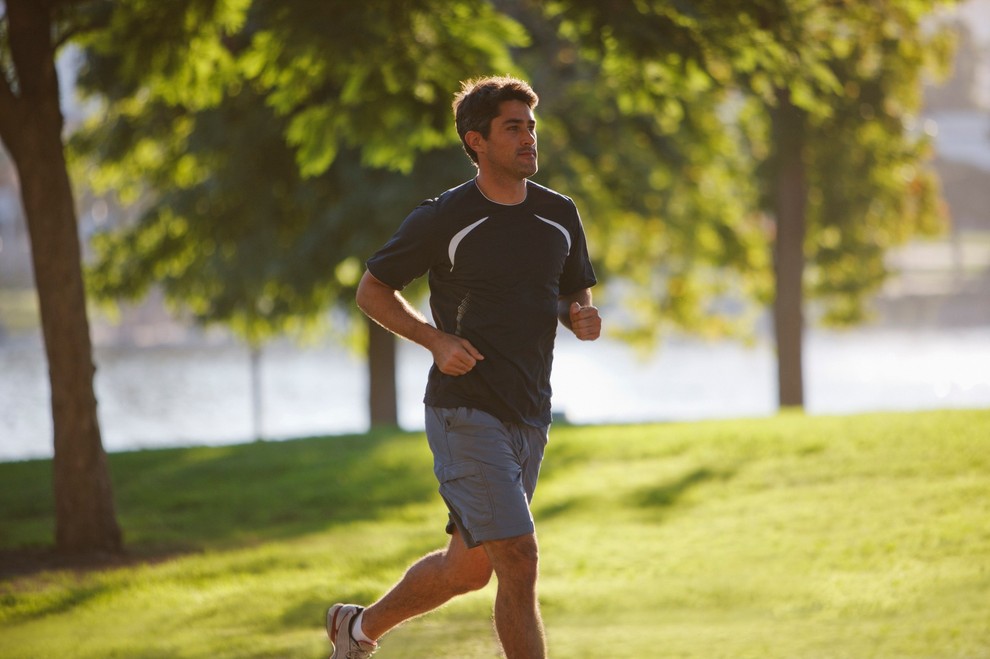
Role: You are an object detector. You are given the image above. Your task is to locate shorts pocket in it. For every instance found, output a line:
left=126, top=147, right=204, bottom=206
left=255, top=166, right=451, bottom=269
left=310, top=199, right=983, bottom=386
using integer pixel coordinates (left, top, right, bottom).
left=438, top=461, right=494, bottom=530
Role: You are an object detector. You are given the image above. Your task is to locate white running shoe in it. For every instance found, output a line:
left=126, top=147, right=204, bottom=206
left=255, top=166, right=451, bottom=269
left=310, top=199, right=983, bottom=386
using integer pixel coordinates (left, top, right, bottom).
left=327, top=603, right=377, bottom=659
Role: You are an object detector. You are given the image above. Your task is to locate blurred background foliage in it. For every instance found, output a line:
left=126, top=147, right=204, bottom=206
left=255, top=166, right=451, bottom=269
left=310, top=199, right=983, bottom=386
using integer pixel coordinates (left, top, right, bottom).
left=64, top=0, right=956, bottom=398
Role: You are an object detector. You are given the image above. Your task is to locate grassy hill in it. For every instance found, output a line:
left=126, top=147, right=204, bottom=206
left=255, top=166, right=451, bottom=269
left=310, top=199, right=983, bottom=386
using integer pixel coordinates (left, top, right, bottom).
left=2, top=409, right=988, bottom=658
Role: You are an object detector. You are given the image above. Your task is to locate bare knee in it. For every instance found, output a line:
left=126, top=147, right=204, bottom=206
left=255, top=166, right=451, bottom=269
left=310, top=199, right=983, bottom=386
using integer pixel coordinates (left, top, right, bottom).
left=486, top=534, right=539, bottom=584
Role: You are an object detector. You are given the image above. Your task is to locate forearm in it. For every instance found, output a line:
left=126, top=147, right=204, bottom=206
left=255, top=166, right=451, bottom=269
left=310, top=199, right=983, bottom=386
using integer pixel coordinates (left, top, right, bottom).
left=356, top=270, right=443, bottom=352
left=357, top=269, right=485, bottom=375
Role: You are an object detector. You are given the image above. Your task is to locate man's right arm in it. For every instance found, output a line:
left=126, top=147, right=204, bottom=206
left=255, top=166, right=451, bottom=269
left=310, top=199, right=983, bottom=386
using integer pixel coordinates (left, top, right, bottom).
left=356, top=270, right=484, bottom=376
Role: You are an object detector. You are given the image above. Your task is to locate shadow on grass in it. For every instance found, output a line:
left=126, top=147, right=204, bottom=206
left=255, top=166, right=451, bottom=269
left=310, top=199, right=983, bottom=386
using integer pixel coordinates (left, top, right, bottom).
left=278, top=594, right=332, bottom=632
left=533, top=498, right=587, bottom=521
left=0, top=428, right=438, bottom=575
left=633, top=466, right=735, bottom=511
left=534, top=463, right=738, bottom=523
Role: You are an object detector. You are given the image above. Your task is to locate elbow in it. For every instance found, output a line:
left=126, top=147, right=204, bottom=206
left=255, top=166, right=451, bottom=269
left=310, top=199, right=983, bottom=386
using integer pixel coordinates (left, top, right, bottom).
left=355, top=283, right=365, bottom=312
left=355, top=271, right=373, bottom=313
left=356, top=269, right=395, bottom=316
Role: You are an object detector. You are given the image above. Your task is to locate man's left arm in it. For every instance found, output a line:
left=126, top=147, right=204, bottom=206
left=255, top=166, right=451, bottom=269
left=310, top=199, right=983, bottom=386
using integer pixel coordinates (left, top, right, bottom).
left=558, top=288, right=602, bottom=341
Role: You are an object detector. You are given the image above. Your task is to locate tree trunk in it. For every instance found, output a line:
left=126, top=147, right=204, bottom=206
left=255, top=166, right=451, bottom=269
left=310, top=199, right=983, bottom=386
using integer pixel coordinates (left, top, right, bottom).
left=367, top=316, right=399, bottom=427
left=770, top=89, right=807, bottom=409
left=249, top=344, right=264, bottom=440
left=0, top=0, right=122, bottom=553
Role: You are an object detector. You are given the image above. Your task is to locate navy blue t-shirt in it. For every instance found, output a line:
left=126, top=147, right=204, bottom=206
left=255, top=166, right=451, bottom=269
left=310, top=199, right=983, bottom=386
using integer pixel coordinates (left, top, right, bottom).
left=366, top=178, right=597, bottom=427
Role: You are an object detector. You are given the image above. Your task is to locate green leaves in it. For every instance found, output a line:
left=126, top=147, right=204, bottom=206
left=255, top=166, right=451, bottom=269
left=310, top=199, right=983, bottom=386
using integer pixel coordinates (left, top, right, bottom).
left=72, top=0, right=515, bottom=342
left=243, top=0, right=525, bottom=175
left=69, top=0, right=955, bottom=348
left=75, top=0, right=246, bottom=110
left=543, top=0, right=953, bottom=337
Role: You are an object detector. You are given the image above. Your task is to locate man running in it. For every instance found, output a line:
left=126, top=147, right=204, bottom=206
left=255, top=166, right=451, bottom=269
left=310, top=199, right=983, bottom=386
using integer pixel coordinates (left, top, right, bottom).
left=328, top=75, right=601, bottom=659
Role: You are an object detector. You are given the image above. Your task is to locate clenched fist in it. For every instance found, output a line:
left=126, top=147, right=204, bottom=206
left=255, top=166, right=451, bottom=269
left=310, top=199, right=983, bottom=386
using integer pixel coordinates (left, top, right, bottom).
left=568, top=302, right=602, bottom=341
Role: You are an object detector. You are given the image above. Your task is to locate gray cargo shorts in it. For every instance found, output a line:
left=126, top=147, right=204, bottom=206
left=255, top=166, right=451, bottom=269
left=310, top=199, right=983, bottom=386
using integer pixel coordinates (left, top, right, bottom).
left=425, top=406, right=548, bottom=548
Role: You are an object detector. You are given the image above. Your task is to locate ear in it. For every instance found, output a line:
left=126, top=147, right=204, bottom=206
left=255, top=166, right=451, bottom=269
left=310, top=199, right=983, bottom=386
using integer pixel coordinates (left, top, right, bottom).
left=465, top=130, right=486, bottom=155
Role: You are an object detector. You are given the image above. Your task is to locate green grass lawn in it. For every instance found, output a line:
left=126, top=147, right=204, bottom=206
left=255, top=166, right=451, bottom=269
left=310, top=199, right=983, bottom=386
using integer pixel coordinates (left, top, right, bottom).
left=2, top=409, right=989, bottom=658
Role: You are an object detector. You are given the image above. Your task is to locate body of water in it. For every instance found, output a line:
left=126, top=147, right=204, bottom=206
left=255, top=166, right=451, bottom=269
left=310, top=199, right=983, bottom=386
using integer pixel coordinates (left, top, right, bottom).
left=2, top=327, right=989, bottom=462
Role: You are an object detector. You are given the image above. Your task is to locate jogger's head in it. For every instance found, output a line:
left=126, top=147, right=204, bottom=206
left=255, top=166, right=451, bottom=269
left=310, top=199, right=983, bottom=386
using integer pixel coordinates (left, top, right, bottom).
left=453, top=76, right=538, bottom=165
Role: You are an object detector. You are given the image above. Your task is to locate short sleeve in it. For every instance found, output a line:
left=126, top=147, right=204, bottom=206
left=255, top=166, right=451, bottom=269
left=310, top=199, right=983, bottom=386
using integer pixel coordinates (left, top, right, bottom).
left=558, top=207, right=597, bottom=296
left=366, top=202, right=444, bottom=291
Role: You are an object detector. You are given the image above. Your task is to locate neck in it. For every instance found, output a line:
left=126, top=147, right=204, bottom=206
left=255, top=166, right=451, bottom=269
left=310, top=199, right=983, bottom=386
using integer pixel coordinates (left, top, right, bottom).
left=475, top=172, right=528, bottom=205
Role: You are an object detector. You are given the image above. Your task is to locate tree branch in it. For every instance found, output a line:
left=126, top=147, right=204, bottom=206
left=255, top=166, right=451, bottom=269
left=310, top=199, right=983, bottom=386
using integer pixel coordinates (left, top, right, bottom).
left=0, top=55, right=22, bottom=150
left=54, top=0, right=114, bottom=50
left=7, top=0, right=55, bottom=101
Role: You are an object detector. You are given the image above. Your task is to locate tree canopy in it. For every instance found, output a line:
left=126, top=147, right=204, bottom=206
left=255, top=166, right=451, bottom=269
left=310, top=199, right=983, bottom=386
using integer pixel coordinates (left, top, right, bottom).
left=73, top=0, right=956, bottom=409
left=73, top=0, right=518, bottom=343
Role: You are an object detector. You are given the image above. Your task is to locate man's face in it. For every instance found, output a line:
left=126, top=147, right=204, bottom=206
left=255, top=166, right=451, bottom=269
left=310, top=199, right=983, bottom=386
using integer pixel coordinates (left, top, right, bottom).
left=474, top=100, right=538, bottom=180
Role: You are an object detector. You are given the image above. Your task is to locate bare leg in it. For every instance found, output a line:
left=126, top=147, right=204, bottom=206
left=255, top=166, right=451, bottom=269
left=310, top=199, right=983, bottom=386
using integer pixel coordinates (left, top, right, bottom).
left=485, top=533, right=546, bottom=659
left=360, top=528, right=493, bottom=640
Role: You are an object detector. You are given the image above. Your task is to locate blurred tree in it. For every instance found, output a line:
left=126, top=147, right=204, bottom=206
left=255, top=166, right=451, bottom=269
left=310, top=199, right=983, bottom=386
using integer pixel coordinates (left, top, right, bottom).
left=0, top=0, right=122, bottom=553
left=71, top=0, right=520, bottom=427
left=545, top=0, right=953, bottom=408
left=731, top=0, right=952, bottom=407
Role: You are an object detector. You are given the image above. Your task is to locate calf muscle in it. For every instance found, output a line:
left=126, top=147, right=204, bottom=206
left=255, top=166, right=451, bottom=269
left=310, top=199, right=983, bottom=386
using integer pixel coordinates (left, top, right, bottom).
left=361, top=531, right=492, bottom=640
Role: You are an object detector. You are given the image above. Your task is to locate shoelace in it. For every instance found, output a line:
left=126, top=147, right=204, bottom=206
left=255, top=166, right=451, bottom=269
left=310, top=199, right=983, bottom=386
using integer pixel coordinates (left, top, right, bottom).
left=345, top=637, right=376, bottom=659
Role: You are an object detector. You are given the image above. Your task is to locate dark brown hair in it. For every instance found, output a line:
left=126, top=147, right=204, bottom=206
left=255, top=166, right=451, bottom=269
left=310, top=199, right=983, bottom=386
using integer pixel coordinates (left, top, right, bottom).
left=452, top=76, right=539, bottom=164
